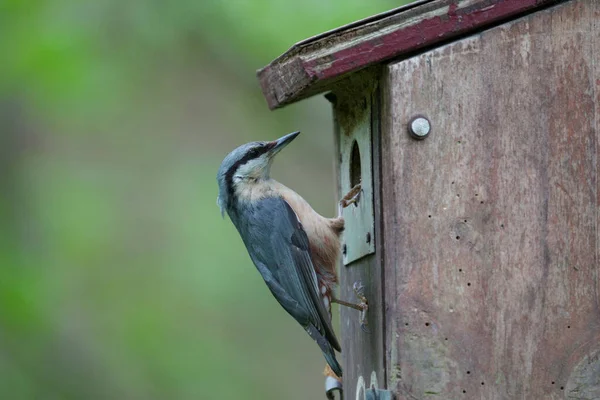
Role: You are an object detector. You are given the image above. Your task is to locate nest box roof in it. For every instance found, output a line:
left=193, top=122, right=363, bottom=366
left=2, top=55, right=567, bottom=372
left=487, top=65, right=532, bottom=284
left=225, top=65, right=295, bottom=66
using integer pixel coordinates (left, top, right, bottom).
left=257, top=0, right=565, bottom=109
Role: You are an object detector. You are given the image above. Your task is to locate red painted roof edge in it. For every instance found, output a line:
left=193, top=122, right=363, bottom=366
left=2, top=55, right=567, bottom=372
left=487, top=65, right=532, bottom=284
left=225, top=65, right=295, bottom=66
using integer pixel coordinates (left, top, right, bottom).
left=258, top=0, right=566, bottom=109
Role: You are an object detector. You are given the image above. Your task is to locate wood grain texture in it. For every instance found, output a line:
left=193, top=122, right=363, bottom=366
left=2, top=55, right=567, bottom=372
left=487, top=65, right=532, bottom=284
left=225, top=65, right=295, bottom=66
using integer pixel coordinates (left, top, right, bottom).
left=333, top=85, right=386, bottom=400
left=257, top=0, right=567, bottom=110
left=380, top=1, right=599, bottom=399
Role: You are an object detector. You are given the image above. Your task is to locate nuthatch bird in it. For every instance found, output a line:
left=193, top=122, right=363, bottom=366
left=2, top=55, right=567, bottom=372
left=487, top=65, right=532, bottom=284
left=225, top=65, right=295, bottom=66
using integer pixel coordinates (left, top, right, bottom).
left=217, top=131, right=367, bottom=398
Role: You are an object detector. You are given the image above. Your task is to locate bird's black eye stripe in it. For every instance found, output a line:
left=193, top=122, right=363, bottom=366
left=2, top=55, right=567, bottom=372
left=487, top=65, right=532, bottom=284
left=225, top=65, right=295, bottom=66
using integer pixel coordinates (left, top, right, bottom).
left=247, top=144, right=271, bottom=160
left=240, top=144, right=267, bottom=161
left=223, top=144, right=270, bottom=205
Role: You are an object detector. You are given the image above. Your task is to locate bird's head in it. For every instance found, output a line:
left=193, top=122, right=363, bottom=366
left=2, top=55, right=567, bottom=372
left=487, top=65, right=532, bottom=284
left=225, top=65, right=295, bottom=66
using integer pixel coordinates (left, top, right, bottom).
left=216, top=131, right=300, bottom=215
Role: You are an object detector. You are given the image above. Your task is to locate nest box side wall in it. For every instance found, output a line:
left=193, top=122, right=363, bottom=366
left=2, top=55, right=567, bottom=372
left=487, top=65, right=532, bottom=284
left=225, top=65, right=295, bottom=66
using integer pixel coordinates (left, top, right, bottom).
left=331, top=73, right=386, bottom=400
left=380, top=1, right=599, bottom=398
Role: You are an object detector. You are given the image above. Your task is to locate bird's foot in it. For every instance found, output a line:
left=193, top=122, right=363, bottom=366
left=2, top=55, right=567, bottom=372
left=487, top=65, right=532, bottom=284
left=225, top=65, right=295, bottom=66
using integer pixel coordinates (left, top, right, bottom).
left=353, top=281, right=369, bottom=333
left=324, top=365, right=343, bottom=400
left=331, top=281, right=369, bottom=332
left=338, top=183, right=362, bottom=216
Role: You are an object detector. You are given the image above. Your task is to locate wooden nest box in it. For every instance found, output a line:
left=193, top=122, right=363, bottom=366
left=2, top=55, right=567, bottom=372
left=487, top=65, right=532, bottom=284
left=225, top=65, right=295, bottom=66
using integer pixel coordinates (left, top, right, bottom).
left=258, top=0, right=600, bottom=398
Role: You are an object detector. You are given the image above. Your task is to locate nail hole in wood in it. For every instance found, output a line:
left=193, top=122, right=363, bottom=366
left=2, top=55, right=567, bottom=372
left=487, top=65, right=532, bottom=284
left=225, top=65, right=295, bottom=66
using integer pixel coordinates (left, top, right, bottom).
left=425, top=322, right=430, bottom=327
left=456, top=236, right=460, bottom=240
left=560, top=386, right=564, bottom=390
left=467, top=282, right=471, bottom=286
left=466, top=371, right=470, bottom=375
left=481, top=382, right=485, bottom=386
left=459, top=268, right=462, bottom=272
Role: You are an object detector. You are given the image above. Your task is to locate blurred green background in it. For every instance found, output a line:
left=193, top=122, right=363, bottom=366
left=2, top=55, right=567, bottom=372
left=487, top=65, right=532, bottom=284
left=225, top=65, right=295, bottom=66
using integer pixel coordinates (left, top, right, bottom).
left=0, top=1, right=408, bottom=399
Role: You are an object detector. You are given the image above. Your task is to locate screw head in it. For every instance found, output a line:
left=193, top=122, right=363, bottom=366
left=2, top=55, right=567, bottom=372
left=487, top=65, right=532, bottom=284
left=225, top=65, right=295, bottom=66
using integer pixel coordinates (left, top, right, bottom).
left=408, top=116, right=431, bottom=140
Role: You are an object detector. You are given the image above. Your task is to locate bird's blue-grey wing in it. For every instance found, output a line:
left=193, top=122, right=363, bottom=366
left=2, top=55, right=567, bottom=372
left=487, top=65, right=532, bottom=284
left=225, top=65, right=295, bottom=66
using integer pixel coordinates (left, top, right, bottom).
left=236, top=196, right=341, bottom=352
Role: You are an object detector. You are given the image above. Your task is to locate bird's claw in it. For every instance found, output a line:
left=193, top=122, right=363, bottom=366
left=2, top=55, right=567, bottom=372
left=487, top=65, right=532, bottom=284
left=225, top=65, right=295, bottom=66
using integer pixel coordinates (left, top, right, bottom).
left=338, top=183, right=362, bottom=216
left=353, top=281, right=369, bottom=332
left=353, top=281, right=366, bottom=298
left=358, top=302, right=369, bottom=332
left=325, top=376, right=343, bottom=400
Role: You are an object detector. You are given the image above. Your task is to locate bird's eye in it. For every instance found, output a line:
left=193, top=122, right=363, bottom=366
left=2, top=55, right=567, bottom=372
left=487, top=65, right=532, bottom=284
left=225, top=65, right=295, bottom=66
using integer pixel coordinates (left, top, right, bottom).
left=248, top=147, right=262, bottom=158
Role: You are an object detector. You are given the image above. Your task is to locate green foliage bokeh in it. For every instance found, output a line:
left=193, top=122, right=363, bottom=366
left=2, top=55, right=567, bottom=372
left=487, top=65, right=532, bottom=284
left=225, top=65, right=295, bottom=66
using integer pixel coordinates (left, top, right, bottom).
left=0, top=1, right=408, bottom=399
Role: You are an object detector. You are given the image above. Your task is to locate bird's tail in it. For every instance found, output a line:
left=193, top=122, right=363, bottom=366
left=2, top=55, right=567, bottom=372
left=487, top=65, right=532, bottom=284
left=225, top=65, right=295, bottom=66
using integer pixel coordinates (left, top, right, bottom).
left=307, top=325, right=343, bottom=377
left=322, top=349, right=343, bottom=378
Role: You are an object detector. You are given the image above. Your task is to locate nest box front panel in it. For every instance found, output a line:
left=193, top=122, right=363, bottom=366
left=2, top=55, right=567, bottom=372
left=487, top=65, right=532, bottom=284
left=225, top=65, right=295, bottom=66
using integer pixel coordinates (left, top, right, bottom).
left=338, top=95, right=375, bottom=266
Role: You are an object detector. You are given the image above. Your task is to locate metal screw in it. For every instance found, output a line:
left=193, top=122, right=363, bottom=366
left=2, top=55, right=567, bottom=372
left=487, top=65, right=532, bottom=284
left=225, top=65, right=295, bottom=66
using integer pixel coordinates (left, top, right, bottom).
left=342, top=244, right=347, bottom=255
left=408, top=116, right=431, bottom=140
left=366, top=232, right=371, bottom=244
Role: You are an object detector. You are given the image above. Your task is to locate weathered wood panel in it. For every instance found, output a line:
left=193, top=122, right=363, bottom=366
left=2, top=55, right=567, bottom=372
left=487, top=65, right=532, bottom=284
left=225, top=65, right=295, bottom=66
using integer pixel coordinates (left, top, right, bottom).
left=332, top=82, right=386, bottom=400
left=258, top=0, right=568, bottom=110
left=381, top=1, right=599, bottom=399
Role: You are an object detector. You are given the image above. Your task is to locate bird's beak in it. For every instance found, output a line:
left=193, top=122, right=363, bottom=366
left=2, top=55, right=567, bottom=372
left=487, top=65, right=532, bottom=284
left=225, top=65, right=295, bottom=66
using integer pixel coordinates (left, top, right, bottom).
left=268, top=131, right=300, bottom=155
